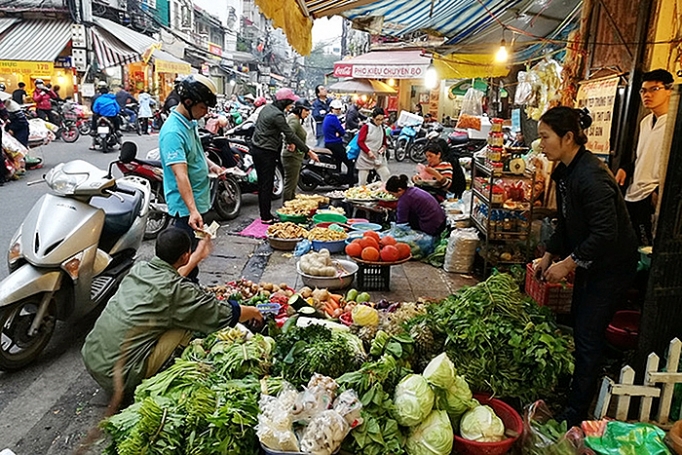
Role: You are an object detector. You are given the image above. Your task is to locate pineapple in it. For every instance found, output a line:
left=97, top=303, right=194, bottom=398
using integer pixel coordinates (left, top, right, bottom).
left=410, top=321, right=441, bottom=372
left=353, top=324, right=379, bottom=351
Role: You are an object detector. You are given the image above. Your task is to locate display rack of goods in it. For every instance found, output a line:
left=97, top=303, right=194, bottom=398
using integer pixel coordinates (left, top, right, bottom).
left=471, top=121, right=535, bottom=276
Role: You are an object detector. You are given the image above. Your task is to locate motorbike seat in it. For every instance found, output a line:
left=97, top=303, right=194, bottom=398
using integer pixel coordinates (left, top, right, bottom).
left=448, top=131, right=469, bottom=145
left=314, top=147, right=333, bottom=155
left=136, top=158, right=162, bottom=168
left=90, top=182, right=144, bottom=239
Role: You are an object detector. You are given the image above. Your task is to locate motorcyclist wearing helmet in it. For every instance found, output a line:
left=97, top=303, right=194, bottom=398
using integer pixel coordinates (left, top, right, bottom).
left=163, top=76, right=184, bottom=113
left=323, top=99, right=354, bottom=184
left=246, top=96, right=267, bottom=124
left=252, top=87, right=311, bottom=223
left=159, top=74, right=225, bottom=279
left=282, top=99, right=319, bottom=202
left=90, top=82, right=122, bottom=150
left=33, top=78, right=58, bottom=124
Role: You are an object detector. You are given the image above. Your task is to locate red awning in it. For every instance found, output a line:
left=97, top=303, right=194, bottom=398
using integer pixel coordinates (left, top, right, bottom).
left=333, top=50, right=430, bottom=80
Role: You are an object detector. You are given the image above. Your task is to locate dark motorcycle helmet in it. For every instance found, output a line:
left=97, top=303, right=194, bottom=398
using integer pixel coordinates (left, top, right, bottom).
left=0, top=83, right=5, bottom=92
left=291, top=99, right=312, bottom=116
left=178, top=74, right=217, bottom=108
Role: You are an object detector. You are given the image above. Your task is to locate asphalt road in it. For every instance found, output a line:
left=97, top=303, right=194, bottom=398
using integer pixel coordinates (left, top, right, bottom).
left=0, top=131, right=417, bottom=454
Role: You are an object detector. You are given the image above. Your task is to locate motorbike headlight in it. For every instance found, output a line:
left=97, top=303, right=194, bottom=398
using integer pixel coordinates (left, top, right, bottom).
left=61, top=252, right=84, bottom=280
left=8, top=237, right=22, bottom=265
left=45, top=165, right=87, bottom=195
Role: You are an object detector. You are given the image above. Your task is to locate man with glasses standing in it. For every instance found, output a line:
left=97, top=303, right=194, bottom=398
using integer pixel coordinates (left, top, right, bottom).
left=615, top=69, right=674, bottom=246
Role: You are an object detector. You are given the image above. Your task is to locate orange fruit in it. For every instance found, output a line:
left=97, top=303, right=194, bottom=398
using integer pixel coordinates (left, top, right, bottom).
left=361, top=246, right=380, bottom=261
left=363, top=230, right=380, bottom=242
left=345, top=242, right=362, bottom=258
left=380, top=245, right=400, bottom=262
left=396, top=243, right=411, bottom=259
left=380, top=235, right=397, bottom=247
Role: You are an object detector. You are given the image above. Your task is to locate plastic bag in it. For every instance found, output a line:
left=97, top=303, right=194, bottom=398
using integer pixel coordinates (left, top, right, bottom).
left=456, top=88, right=484, bottom=130
left=291, top=385, right=335, bottom=424
left=515, top=71, right=535, bottom=105
left=257, top=383, right=301, bottom=452
left=28, top=118, right=56, bottom=144
left=522, top=400, right=594, bottom=455
left=583, top=420, right=671, bottom=455
left=299, top=410, right=350, bottom=455
left=443, top=228, right=479, bottom=273
left=346, top=133, right=361, bottom=160
left=333, top=389, right=363, bottom=429
left=385, top=223, right=436, bottom=259
left=294, top=239, right=312, bottom=257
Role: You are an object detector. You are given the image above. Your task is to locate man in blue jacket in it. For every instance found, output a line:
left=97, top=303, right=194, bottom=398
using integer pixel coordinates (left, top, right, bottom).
left=323, top=99, right=354, bottom=184
left=312, top=85, right=330, bottom=146
left=90, top=84, right=121, bottom=150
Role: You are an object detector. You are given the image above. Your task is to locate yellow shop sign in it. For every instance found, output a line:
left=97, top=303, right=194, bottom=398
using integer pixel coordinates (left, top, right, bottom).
left=0, top=60, right=54, bottom=77
left=155, top=59, right=191, bottom=74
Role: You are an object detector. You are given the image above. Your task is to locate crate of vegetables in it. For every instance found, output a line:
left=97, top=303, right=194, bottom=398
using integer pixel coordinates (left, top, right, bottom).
left=524, top=263, right=574, bottom=314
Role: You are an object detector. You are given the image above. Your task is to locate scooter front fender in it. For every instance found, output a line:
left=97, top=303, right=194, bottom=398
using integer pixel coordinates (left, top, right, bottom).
left=0, top=264, right=62, bottom=308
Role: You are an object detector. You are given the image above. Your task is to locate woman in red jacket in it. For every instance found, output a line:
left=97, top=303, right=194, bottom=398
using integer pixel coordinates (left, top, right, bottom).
left=32, top=79, right=56, bottom=124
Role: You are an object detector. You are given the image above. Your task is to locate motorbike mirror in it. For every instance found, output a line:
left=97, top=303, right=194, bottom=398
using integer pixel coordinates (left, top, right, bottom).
left=119, top=141, right=138, bottom=164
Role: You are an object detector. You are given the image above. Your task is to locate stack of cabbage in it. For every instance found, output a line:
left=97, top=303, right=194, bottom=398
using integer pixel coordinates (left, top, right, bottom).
left=393, top=353, right=486, bottom=455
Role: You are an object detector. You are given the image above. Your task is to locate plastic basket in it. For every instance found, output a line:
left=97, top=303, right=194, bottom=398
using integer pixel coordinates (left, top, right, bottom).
left=453, top=393, right=523, bottom=455
left=524, top=263, right=574, bottom=314
left=357, top=263, right=391, bottom=291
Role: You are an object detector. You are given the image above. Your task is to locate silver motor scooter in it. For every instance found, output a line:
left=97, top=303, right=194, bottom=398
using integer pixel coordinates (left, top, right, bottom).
left=0, top=143, right=151, bottom=370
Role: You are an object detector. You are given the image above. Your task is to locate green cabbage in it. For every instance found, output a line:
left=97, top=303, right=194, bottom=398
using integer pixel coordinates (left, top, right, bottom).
left=423, top=353, right=456, bottom=389
left=460, top=405, right=505, bottom=442
left=394, top=374, right=434, bottom=427
left=437, top=376, right=478, bottom=428
left=406, top=410, right=454, bottom=455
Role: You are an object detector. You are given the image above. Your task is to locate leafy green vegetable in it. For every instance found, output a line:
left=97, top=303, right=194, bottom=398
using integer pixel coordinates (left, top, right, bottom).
left=406, top=410, right=453, bottom=455
left=422, top=353, right=456, bottom=389
left=425, top=272, right=574, bottom=401
left=460, top=405, right=505, bottom=442
left=272, top=323, right=364, bottom=387
left=434, top=375, right=478, bottom=430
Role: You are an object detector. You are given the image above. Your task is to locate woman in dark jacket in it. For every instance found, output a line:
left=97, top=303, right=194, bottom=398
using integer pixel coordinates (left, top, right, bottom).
left=535, top=106, right=638, bottom=426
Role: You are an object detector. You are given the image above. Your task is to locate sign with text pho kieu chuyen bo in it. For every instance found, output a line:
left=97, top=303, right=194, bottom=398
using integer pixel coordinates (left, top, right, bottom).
left=334, top=63, right=428, bottom=79
left=575, top=76, right=619, bottom=157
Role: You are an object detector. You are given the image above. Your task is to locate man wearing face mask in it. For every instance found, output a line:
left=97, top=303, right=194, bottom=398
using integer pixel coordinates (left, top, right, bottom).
left=252, top=88, right=311, bottom=224
left=33, top=79, right=57, bottom=124
left=158, top=75, right=225, bottom=282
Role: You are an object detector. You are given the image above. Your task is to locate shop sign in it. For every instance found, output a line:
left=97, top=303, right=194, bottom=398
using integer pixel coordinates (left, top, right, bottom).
left=0, top=60, right=53, bottom=77
left=55, top=57, right=72, bottom=68
left=575, top=76, right=619, bottom=156
left=156, top=59, right=192, bottom=74
left=333, top=63, right=427, bottom=79
left=208, top=43, right=222, bottom=56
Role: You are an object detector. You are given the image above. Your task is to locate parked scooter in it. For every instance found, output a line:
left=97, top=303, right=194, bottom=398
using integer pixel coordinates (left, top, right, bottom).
left=410, top=122, right=445, bottom=163
left=0, top=146, right=151, bottom=369
left=222, top=122, right=284, bottom=199
left=115, top=143, right=169, bottom=239
left=118, top=102, right=140, bottom=134
left=93, top=117, right=121, bottom=153
left=446, top=130, right=487, bottom=157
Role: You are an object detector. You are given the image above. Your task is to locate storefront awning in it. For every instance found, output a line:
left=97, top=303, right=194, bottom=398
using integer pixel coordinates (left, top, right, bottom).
left=329, top=78, right=396, bottom=94
left=333, top=51, right=430, bottom=79
left=0, top=18, right=19, bottom=36
left=93, top=17, right=157, bottom=54
left=154, top=50, right=192, bottom=74
left=90, top=27, right=141, bottom=69
left=433, top=53, right=509, bottom=79
left=0, top=19, right=71, bottom=62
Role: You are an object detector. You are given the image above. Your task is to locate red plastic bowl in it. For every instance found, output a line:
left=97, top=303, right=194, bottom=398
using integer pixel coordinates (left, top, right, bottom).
left=453, top=394, right=523, bottom=455
left=606, top=310, right=641, bottom=350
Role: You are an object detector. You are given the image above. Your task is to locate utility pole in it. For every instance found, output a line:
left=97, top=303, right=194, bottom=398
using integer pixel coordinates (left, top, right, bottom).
left=341, top=18, right=348, bottom=57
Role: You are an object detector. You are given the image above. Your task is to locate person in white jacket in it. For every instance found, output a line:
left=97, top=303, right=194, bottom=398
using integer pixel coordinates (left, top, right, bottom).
left=137, top=89, right=155, bottom=134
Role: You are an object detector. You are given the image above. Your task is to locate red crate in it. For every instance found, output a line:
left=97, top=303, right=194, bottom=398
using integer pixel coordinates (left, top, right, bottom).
left=525, top=263, right=574, bottom=313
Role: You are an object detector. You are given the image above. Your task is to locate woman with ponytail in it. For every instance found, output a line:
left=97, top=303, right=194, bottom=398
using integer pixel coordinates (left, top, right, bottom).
left=385, top=174, right=446, bottom=236
left=534, top=106, right=638, bottom=426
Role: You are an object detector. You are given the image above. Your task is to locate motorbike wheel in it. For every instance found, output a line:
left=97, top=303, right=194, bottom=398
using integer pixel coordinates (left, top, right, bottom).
left=0, top=295, right=56, bottom=371
left=272, top=166, right=284, bottom=199
left=395, top=138, right=408, bottom=162
left=213, top=177, right=242, bottom=220
left=410, top=141, right=427, bottom=163
left=60, top=125, right=80, bottom=143
left=78, top=122, right=91, bottom=136
left=297, top=175, right=318, bottom=192
left=144, top=210, right=170, bottom=240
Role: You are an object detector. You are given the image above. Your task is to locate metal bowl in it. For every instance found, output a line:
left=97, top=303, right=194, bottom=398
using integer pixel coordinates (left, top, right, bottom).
left=296, top=259, right=358, bottom=290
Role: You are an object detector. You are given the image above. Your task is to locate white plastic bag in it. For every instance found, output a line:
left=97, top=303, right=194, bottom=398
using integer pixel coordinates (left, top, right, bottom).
left=443, top=228, right=479, bottom=273
left=299, top=410, right=350, bottom=455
